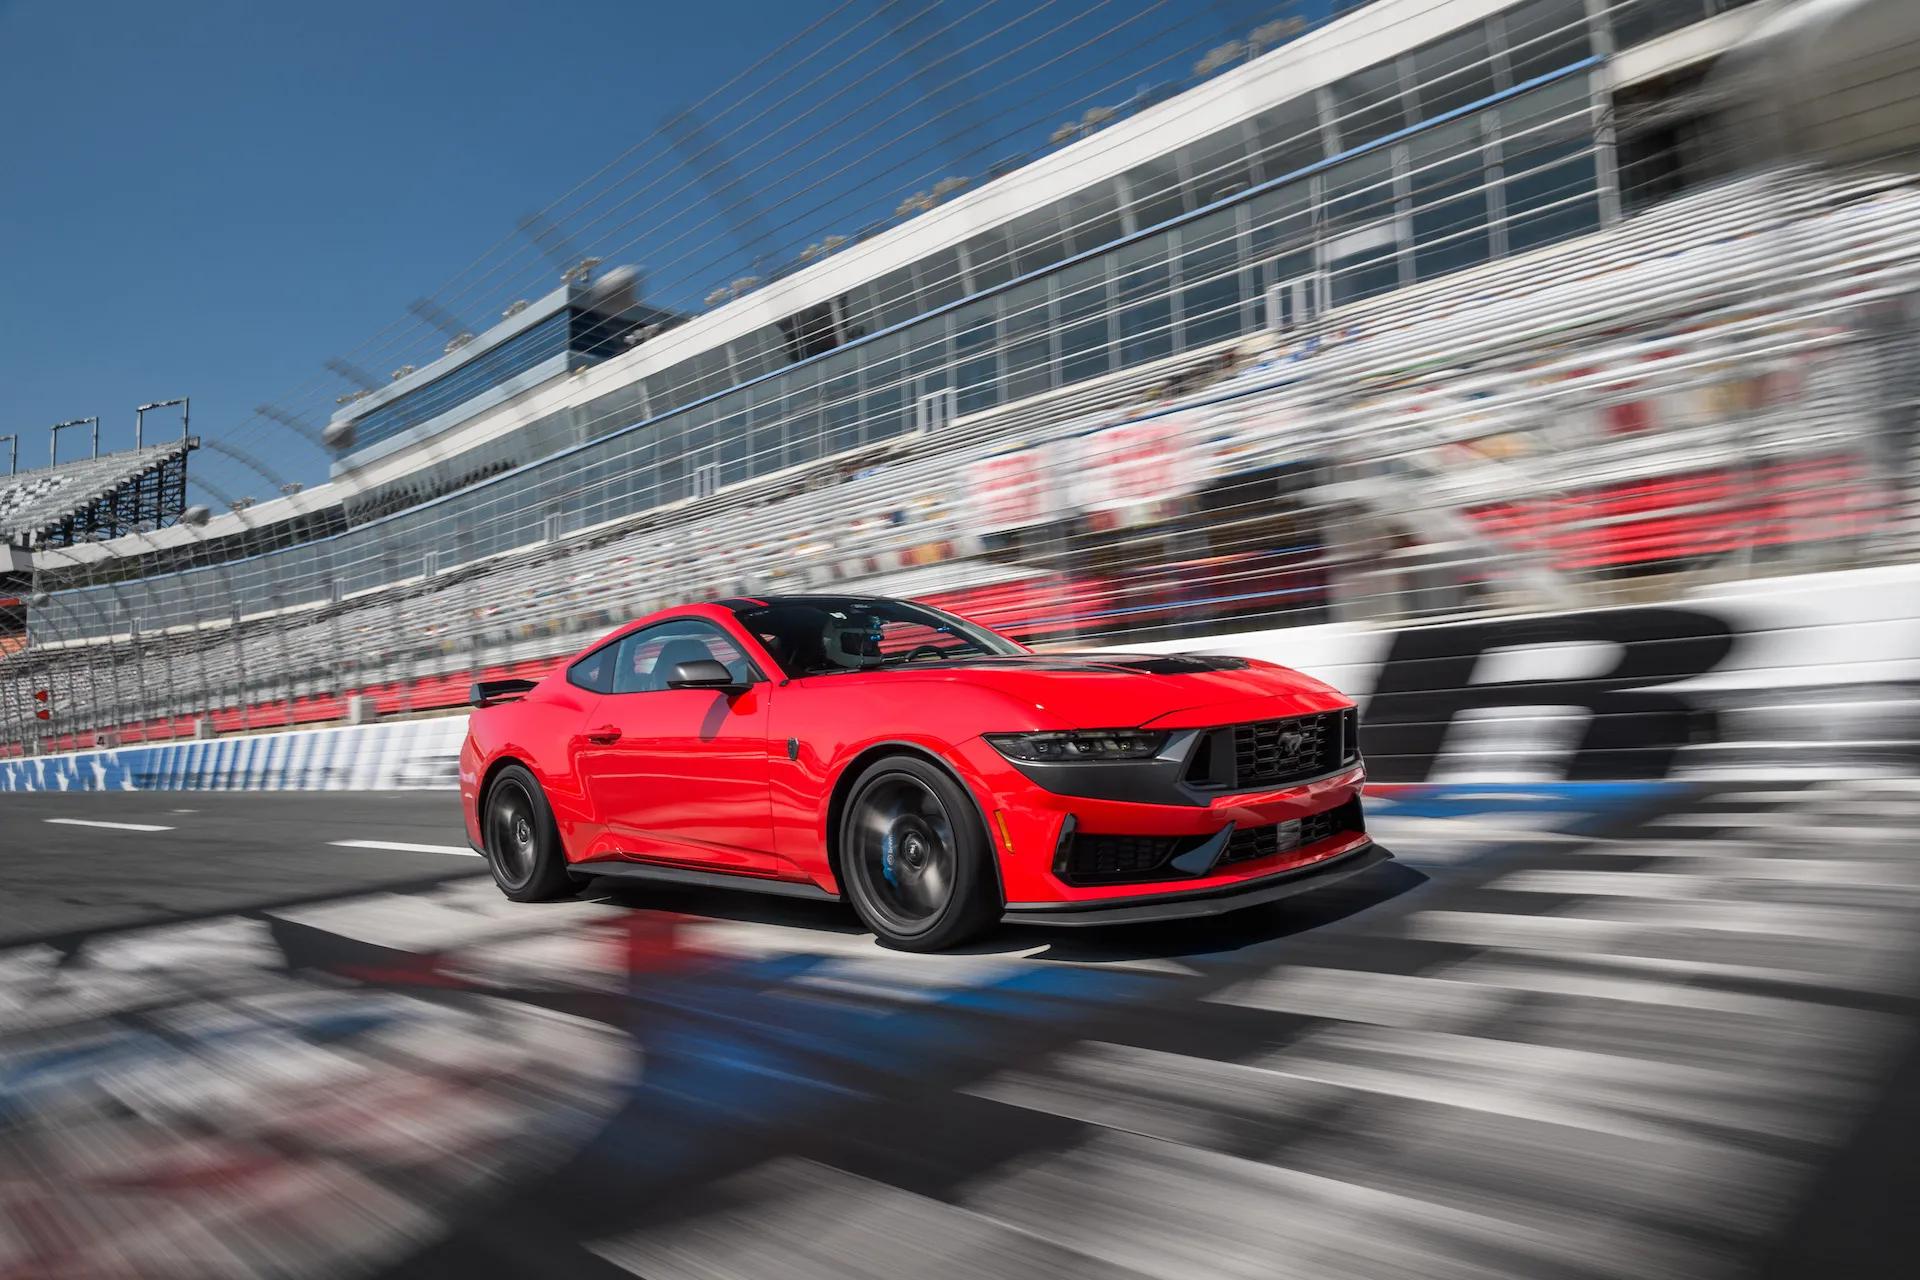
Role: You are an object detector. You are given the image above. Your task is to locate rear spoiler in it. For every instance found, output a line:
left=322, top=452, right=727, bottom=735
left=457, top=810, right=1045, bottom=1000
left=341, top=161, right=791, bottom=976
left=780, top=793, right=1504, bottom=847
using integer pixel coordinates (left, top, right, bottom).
left=471, top=677, right=538, bottom=708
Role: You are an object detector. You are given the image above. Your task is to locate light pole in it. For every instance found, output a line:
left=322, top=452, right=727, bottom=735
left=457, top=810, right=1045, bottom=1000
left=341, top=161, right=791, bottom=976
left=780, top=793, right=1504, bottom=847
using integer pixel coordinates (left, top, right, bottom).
left=0, top=433, right=17, bottom=475
left=50, top=417, right=99, bottom=466
left=135, top=397, right=189, bottom=450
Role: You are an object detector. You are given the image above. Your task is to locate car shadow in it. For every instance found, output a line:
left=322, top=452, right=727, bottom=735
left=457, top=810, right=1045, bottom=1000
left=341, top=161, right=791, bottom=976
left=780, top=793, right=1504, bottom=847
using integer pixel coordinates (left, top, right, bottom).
left=575, top=859, right=1429, bottom=967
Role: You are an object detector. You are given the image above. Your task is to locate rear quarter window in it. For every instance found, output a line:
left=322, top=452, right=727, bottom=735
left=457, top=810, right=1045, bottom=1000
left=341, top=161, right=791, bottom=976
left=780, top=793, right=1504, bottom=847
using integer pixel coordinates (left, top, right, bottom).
left=567, top=645, right=616, bottom=693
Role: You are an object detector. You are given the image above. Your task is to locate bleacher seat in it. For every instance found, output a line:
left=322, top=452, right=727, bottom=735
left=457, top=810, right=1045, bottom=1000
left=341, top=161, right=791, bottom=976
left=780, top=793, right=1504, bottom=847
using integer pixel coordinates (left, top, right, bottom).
left=0, top=443, right=191, bottom=544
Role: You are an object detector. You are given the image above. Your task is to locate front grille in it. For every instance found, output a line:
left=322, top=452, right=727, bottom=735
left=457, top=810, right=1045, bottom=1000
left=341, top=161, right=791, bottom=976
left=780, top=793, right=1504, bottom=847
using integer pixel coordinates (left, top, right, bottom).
left=1229, top=708, right=1356, bottom=789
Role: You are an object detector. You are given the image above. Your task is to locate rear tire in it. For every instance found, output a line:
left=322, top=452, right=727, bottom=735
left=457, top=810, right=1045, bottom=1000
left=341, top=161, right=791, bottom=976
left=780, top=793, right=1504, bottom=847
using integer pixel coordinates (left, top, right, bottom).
left=839, top=755, right=999, bottom=951
left=482, top=764, right=575, bottom=902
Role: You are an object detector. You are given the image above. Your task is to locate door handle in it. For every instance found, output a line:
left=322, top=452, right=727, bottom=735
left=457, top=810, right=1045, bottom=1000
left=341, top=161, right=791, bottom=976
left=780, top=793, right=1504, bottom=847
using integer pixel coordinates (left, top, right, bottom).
left=586, top=725, right=622, bottom=744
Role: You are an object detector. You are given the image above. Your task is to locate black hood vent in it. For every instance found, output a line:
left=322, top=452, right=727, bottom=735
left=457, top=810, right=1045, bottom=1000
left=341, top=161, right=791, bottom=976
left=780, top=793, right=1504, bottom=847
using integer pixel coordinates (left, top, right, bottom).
left=920, top=652, right=1250, bottom=675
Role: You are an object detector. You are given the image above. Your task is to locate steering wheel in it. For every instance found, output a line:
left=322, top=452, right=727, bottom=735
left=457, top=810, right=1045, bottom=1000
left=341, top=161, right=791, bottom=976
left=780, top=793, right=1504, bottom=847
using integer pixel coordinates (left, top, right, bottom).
left=903, top=644, right=948, bottom=663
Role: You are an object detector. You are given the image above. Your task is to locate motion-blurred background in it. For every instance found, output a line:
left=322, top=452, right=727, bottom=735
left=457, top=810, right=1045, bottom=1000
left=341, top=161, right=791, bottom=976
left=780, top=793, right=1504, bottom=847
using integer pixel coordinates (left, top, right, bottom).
left=3, top=2, right=1920, bottom=1277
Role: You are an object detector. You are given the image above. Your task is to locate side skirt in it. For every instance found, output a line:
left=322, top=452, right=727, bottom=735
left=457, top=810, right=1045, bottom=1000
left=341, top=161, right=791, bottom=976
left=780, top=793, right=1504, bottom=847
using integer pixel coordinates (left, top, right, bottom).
left=570, top=860, right=841, bottom=902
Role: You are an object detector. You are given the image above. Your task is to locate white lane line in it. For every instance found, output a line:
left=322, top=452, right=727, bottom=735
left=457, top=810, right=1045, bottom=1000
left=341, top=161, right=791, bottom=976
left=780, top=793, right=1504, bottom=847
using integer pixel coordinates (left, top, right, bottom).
left=329, top=838, right=481, bottom=858
left=43, top=818, right=174, bottom=832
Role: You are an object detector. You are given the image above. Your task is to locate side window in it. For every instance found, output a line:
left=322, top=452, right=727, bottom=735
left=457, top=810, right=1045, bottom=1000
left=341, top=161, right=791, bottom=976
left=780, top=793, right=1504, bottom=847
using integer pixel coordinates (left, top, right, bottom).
left=567, top=644, right=616, bottom=693
left=611, top=620, right=757, bottom=694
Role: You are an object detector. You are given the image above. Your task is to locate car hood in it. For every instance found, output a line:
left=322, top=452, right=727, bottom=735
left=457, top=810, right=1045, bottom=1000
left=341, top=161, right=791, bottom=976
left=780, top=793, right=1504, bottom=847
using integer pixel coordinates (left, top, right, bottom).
left=864, top=651, right=1348, bottom=729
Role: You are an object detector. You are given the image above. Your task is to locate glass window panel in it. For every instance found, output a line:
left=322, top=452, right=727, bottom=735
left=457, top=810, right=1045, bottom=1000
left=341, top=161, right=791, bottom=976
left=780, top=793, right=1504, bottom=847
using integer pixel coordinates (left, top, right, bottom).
left=1008, top=205, right=1067, bottom=277
left=955, top=301, right=996, bottom=353
left=1249, top=97, right=1326, bottom=182
left=862, top=332, right=908, bottom=441
left=785, top=368, right=823, bottom=470
left=860, top=330, right=903, bottom=377
left=1607, top=0, right=1707, bottom=53
left=1179, top=273, right=1245, bottom=351
left=904, top=312, right=949, bottom=377
left=867, top=382, right=909, bottom=442
left=1501, top=0, right=1592, bottom=86
left=1061, top=181, right=1126, bottom=255
left=682, top=401, right=715, bottom=456
left=1181, top=124, right=1254, bottom=207
left=956, top=347, right=1000, bottom=416
left=1059, top=315, right=1110, bottom=384
left=747, top=379, right=785, bottom=477
left=1001, top=279, right=1050, bottom=341
left=1499, top=76, right=1594, bottom=157
left=1328, top=241, right=1400, bottom=306
left=716, top=409, right=750, bottom=486
left=1054, top=257, right=1109, bottom=324
left=1408, top=25, right=1497, bottom=122
left=913, top=247, right=967, bottom=309
left=1005, top=335, right=1054, bottom=402
left=963, top=225, right=1016, bottom=291
left=582, top=382, right=644, bottom=440
left=1409, top=117, right=1493, bottom=279
left=654, top=418, right=687, bottom=499
left=1247, top=181, right=1314, bottom=259
left=693, top=348, right=729, bottom=399
left=1503, top=151, right=1601, bottom=254
left=1177, top=207, right=1241, bottom=284
left=643, top=370, right=674, bottom=414
left=777, top=301, right=838, bottom=362
left=1114, top=233, right=1170, bottom=304
left=1117, top=297, right=1173, bottom=367
left=1123, top=154, right=1187, bottom=232
left=1330, top=61, right=1407, bottom=151
left=870, top=266, right=918, bottom=329
left=727, top=328, right=763, bottom=383
left=823, top=365, right=862, bottom=457
left=953, top=302, right=998, bottom=413
left=1323, top=149, right=1397, bottom=232
left=838, top=281, right=878, bottom=341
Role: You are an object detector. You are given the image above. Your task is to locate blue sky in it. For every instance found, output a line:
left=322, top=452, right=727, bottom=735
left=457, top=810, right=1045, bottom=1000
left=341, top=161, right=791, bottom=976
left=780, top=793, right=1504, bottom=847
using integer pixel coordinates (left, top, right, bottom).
left=1, top=0, right=1283, bottom=503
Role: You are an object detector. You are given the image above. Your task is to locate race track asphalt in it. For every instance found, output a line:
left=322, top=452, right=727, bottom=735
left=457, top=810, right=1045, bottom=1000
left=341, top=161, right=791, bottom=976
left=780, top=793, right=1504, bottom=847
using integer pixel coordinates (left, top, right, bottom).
left=0, top=780, right=1916, bottom=1279
left=0, top=790, right=476, bottom=944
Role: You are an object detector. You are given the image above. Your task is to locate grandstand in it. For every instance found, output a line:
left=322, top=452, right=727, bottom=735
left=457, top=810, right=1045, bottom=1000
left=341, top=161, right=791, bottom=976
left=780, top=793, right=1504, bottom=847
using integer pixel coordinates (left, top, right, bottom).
left=0, top=441, right=195, bottom=550
left=6, top=0, right=1917, bottom=756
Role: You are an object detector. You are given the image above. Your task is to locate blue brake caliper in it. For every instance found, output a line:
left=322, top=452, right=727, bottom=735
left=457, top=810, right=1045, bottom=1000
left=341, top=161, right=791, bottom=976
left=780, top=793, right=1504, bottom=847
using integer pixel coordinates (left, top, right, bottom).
left=881, top=831, right=898, bottom=886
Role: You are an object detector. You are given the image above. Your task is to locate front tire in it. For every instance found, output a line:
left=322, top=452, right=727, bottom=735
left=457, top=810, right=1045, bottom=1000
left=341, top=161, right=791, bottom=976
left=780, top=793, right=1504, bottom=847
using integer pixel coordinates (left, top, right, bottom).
left=482, top=764, right=575, bottom=901
left=840, top=755, right=999, bottom=951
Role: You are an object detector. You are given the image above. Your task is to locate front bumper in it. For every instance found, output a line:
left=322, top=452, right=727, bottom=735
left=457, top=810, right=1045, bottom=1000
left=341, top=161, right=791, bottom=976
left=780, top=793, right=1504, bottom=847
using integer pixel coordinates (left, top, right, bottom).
left=1003, top=839, right=1392, bottom=925
left=950, top=736, right=1373, bottom=907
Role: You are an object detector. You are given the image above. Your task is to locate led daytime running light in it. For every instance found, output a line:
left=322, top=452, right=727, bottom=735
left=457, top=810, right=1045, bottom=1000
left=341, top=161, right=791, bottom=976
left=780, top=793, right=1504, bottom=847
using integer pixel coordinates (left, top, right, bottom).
left=986, top=729, right=1166, bottom=762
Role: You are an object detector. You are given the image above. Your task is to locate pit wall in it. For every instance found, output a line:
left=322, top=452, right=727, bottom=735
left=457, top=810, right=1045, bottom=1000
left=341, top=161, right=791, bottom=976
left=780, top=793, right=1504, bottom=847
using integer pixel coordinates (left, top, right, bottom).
left=3, top=563, right=1916, bottom=793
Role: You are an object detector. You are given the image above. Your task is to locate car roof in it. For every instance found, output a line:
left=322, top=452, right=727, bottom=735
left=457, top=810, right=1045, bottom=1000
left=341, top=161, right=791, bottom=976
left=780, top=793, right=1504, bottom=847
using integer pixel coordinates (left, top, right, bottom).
left=711, top=594, right=900, bottom=613
left=570, top=596, right=915, bottom=668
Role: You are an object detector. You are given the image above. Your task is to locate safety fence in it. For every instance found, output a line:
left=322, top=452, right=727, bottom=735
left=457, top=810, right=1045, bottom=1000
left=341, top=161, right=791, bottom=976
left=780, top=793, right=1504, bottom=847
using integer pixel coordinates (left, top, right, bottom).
left=7, top=559, right=1912, bottom=791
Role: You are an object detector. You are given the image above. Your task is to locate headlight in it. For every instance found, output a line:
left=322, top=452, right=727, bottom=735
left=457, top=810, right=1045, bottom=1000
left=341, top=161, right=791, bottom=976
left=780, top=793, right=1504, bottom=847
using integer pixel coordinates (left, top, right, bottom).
left=986, top=729, right=1167, bottom=762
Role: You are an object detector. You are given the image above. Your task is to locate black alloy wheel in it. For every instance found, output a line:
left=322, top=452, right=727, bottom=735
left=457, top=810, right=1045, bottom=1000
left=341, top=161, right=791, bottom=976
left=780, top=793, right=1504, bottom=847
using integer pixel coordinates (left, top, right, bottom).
left=483, top=764, right=574, bottom=901
left=841, top=755, right=998, bottom=950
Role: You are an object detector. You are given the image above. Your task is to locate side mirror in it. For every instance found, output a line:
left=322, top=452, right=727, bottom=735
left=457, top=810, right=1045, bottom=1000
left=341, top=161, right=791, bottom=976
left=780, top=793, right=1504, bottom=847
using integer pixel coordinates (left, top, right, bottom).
left=666, top=658, right=748, bottom=694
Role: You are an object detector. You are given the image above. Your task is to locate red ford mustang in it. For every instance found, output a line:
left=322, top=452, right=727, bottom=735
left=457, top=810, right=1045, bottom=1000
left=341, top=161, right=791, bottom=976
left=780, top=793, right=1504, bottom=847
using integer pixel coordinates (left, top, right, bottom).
left=459, top=595, right=1387, bottom=950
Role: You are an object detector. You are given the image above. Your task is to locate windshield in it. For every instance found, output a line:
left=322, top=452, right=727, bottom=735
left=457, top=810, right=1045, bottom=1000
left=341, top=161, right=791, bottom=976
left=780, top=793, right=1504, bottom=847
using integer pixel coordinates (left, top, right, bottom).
left=732, top=598, right=1023, bottom=677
